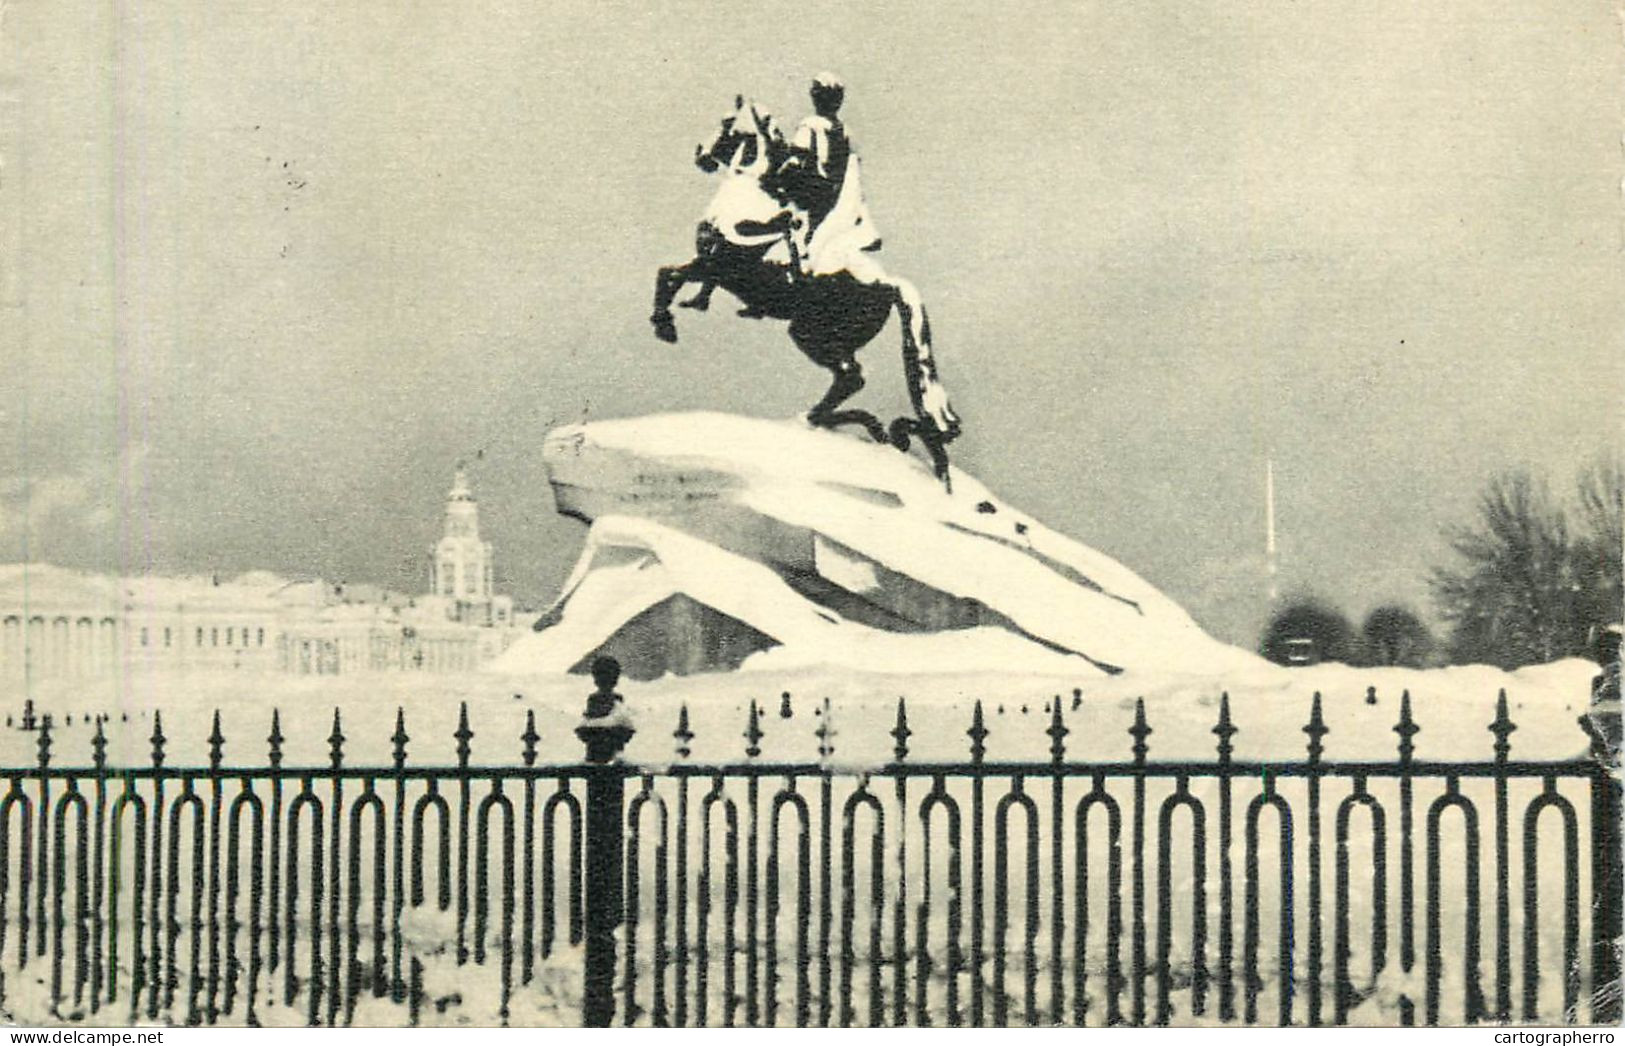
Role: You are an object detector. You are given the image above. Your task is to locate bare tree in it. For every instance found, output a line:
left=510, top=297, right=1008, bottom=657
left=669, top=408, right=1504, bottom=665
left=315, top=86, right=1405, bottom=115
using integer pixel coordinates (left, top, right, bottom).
left=1431, top=462, right=1622, bottom=669
left=1575, top=458, right=1624, bottom=634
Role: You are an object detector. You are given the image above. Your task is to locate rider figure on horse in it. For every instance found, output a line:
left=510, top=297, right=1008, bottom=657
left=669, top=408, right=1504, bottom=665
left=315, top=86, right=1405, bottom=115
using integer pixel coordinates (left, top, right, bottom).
left=777, top=72, right=868, bottom=273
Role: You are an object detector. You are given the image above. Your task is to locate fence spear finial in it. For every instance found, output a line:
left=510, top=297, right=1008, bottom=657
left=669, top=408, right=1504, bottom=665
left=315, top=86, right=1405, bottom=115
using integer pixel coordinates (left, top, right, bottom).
left=1489, top=688, right=1515, bottom=762
left=968, top=700, right=989, bottom=765
left=1129, top=697, right=1152, bottom=766
left=150, top=710, right=166, bottom=771
left=267, top=709, right=284, bottom=770
left=815, top=697, right=835, bottom=763
left=891, top=697, right=911, bottom=763
left=37, top=713, right=52, bottom=771
left=1304, top=692, right=1328, bottom=766
left=1394, top=689, right=1419, bottom=764
left=521, top=708, right=539, bottom=768
left=328, top=708, right=346, bottom=770
left=392, top=708, right=410, bottom=771
left=91, top=716, right=107, bottom=774
left=455, top=702, right=473, bottom=769
left=208, top=710, right=225, bottom=773
left=674, top=704, right=694, bottom=760
left=1213, top=692, right=1237, bottom=764
left=744, top=699, right=764, bottom=759
left=1047, top=696, right=1069, bottom=765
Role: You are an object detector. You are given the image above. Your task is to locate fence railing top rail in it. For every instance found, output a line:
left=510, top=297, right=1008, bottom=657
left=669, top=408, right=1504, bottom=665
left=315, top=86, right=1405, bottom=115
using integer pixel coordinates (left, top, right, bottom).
left=5, top=678, right=1610, bottom=778
left=0, top=757, right=1600, bottom=781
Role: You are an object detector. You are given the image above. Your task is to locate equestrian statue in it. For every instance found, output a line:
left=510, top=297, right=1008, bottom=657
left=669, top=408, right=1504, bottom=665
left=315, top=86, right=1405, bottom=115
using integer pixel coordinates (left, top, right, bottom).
left=650, top=73, right=961, bottom=485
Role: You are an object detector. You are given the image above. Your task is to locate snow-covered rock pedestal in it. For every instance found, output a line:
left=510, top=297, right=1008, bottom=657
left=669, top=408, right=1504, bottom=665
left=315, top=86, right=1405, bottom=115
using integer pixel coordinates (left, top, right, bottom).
left=495, top=412, right=1263, bottom=680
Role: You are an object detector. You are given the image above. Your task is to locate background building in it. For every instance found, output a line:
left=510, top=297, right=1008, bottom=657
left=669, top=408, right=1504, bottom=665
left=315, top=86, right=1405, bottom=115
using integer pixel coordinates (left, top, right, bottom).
left=0, top=471, right=533, bottom=687
left=424, top=468, right=515, bottom=629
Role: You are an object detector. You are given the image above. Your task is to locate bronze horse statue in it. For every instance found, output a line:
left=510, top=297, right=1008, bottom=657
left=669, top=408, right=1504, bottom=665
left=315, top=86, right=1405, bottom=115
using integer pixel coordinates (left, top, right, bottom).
left=650, top=97, right=960, bottom=483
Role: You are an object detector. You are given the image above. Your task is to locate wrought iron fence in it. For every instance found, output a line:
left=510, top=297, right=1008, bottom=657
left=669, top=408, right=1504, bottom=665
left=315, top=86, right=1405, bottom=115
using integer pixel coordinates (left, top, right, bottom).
left=0, top=688, right=1618, bottom=1028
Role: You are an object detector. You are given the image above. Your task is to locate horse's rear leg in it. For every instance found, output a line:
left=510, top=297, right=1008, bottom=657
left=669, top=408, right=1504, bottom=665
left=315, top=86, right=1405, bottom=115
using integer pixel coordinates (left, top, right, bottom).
left=807, top=358, right=863, bottom=421
left=806, top=359, right=887, bottom=443
left=651, top=261, right=695, bottom=343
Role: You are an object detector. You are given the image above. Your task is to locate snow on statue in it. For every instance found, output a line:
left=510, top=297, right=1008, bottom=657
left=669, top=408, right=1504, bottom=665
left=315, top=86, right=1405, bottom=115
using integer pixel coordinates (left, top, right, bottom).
left=649, top=74, right=961, bottom=485
left=512, top=412, right=1274, bottom=682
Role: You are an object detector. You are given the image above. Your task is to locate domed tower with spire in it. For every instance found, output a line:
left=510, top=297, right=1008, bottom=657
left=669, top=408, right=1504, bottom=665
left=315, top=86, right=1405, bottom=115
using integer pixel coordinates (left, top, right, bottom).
left=429, top=466, right=512, bottom=626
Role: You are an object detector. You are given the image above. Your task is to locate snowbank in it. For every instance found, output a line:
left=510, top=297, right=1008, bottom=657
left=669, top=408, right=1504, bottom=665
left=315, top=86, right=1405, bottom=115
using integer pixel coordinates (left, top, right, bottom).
left=2, top=656, right=1596, bottom=771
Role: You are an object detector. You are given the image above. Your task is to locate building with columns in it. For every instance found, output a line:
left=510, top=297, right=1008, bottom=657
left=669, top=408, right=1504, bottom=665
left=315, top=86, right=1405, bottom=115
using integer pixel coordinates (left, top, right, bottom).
left=0, top=470, right=532, bottom=687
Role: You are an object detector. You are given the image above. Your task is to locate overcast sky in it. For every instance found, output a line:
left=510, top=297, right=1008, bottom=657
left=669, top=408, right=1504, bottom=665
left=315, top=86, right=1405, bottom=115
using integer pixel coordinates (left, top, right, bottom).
left=3, top=2, right=1620, bottom=647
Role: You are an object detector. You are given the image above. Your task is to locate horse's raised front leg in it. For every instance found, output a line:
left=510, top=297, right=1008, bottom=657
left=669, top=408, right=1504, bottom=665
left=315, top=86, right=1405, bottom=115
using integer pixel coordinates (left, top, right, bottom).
left=651, top=260, right=697, bottom=343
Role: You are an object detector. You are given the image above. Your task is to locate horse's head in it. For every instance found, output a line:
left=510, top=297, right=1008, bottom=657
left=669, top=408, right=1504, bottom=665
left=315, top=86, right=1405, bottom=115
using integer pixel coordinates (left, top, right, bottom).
left=695, top=95, right=783, bottom=177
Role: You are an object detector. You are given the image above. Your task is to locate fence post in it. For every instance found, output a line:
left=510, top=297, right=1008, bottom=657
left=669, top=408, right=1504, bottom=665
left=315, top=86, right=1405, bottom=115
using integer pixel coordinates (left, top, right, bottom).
left=1583, top=706, right=1622, bottom=1023
left=577, top=658, right=634, bottom=1027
